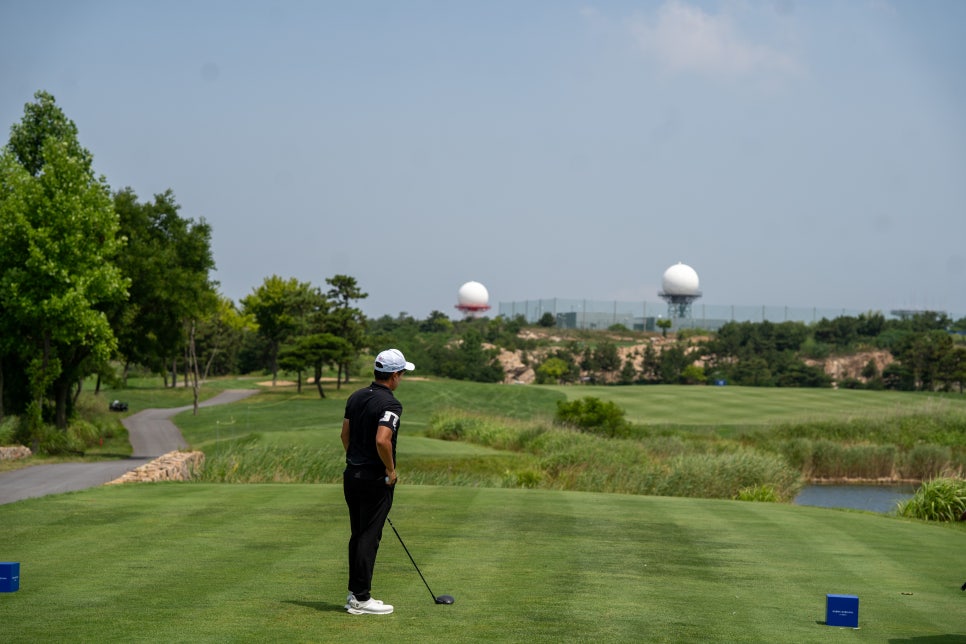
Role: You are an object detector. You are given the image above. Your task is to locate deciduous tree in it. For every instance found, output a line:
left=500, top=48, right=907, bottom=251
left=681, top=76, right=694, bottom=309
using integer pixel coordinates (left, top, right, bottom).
left=0, top=91, right=127, bottom=432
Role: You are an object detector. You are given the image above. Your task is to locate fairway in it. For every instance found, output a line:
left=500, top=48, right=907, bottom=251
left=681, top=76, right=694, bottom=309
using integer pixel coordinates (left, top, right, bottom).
left=543, top=384, right=966, bottom=427
left=2, top=483, right=965, bottom=642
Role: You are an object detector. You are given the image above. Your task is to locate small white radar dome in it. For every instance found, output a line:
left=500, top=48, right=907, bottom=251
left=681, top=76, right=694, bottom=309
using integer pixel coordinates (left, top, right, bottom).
left=457, top=281, right=489, bottom=307
left=661, top=263, right=700, bottom=296
left=456, top=281, right=491, bottom=316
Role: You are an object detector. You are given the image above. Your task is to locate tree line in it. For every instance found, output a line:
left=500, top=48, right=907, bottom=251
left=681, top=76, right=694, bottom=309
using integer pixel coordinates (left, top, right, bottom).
left=524, top=311, right=966, bottom=391
left=0, top=92, right=371, bottom=448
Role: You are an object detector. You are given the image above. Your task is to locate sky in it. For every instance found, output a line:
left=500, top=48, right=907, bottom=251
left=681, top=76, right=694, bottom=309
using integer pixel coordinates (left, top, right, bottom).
left=2, top=0, right=965, bottom=320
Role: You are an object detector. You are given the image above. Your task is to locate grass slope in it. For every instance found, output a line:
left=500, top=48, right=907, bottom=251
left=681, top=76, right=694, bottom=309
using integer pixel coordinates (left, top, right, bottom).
left=2, top=484, right=965, bottom=642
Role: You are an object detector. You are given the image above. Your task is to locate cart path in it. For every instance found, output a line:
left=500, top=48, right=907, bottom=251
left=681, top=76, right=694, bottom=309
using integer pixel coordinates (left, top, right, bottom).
left=0, top=389, right=259, bottom=505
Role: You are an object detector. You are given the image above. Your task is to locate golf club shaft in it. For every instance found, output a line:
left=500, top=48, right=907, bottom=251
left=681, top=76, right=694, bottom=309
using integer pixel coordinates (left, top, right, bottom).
left=386, top=516, right=438, bottom=603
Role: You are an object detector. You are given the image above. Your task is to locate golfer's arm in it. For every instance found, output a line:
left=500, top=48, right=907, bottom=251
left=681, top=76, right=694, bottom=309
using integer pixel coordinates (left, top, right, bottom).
left=341, top=419, right=350, bottom=451
left=376, top=425, right=395, bottom=476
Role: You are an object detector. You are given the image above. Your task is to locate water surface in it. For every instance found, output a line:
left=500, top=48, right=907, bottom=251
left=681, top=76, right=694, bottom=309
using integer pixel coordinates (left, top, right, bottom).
left=793, top=484, right=917, bottom=514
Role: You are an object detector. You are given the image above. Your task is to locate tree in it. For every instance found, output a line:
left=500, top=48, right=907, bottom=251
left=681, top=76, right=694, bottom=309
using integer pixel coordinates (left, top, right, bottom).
left=938, top=345, right=966, bottom=393
left=242, top=276, right=324, bottom=385
left=640, top=342, right=660, bottom=383
left=680, top=364, right=707, bottom=385
left=7, top=90, right=91, bottom=176
left=0, top=92, right=128, bottom=433
left=618, top=357, right=638, bottom=385
left=194, top=295, right=255, bottom=378
left=593, top=341, right=621, bottom=375
left=111, top=188, right=216, bottom=386
left=301, top=333, right=352, bottom=398
left=658, top=342, right=691, bottom=384
left=656, top=318, right=672, bottom=337
left=895, top=330, right=953, bottom=391
left=538, top=312, right=556, bottom=328
left=535, top=357, right=570, bottom=384
left=420, top=310, right=453, bottom=333
left=434, top=329, right=505, bottom=383
left=324, top=274, right=368, bottom=387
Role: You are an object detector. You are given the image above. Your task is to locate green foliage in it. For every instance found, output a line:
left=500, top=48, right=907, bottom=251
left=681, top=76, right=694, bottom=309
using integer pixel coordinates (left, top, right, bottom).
left=0, top=416, right=17, bottom=444
left=419, top=310, right=453, bottom=333
left=199, top=438, right=344, bottom=483
left=423, top=407, right=802, bottom=500
left=655, top=318, right=672, bottom=337
left=111, top=188, right=216, bottom=380
left=432, top=329, right=505, bottom=383
left=898, top=443, right=954, bottom=480
left=1, top=92, right=128, bottom=428
left=6, top=90, right=91, bottom=176
left=427, top=410, right=545, bottom=452
left=734, top=484, right=780, bottom=502
left=655, top=451, right=801, bottom=501
left=535, top=356, right=572, bottom=384
left=658, top=341, right=691, bottom=383
left=241, top=275, right=325, bottom=382
left=897, top=477, right=966, bottom=521
left=680, top=364, right=706, bottom=385
left=538, top=312, right=556, bottom=327
left=555, top=396, right=630, bottom=438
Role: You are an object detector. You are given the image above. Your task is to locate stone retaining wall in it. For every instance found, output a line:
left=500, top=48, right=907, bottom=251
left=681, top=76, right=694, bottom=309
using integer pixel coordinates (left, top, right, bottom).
left=0, top=445, right=32, bottom=461
left=106, top=450, right=205, bottom=485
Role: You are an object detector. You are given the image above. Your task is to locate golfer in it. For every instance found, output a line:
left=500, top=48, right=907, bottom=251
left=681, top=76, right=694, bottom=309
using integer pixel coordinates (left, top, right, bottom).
left=341, top=348, right=415, bottom=615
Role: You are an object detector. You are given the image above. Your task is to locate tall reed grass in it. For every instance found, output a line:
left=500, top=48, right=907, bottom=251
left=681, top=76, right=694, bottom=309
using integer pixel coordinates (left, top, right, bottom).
left=426, top=409, right=803, bottom=501
left=198, top=435, right=344, bottom=483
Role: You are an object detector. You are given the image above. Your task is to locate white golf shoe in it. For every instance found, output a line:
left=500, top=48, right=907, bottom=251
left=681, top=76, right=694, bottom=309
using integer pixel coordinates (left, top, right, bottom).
left=345, top=594, right=394, bottom=615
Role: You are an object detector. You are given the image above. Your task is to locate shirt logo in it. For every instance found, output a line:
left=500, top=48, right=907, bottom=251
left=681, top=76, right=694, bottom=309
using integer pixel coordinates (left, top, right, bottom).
left=380, top=411, right=400, bottom=431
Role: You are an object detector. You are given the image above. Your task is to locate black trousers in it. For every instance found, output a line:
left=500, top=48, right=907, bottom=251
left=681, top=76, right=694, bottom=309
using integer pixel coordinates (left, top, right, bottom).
left=344, top=470, right=394, bottom=600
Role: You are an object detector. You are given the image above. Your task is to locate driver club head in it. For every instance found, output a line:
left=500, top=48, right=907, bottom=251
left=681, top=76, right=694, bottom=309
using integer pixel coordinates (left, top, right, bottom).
left=435, top=594, right=455, bottom=605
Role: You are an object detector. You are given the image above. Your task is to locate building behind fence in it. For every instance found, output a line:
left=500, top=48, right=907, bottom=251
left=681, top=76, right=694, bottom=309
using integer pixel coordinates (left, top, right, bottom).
left=497, top=299, right=952, bottom=332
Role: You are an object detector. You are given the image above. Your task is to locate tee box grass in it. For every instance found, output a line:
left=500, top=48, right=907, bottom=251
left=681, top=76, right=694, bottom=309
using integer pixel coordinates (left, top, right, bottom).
left=2, top=484, right=966, bottom=642
left=5, top=379, right=966, bottom=641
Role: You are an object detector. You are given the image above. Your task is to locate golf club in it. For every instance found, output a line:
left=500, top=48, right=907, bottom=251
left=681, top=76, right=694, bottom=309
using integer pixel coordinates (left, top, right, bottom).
left=386, top=516, right=455, bottom=605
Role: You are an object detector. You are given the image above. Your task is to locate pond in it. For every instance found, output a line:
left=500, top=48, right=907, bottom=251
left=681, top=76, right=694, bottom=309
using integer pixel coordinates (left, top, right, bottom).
left=793, top=484, right=918, bottom=514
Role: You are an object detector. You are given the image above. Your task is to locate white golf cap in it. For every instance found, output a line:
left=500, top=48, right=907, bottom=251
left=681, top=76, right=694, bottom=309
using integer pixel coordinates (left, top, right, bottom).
left=374, top=348, right=415, bottom=373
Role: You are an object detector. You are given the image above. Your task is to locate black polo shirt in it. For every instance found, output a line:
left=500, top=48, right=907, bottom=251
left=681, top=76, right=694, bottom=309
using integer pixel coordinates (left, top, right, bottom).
left=344, top=381, right=402, bottom=474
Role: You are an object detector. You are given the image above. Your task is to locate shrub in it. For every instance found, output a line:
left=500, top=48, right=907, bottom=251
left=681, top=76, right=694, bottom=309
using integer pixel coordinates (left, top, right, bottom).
left=427, top=410, right=546, bottom=451
left=0, top=416, right=17, bottom=445
left=68, top=420, right=102, bottom=447
left=734, top=484, right=780, bottom=503
left=509, top=469, right=543, bottom=488
left=555, top=397, right=631, bottom=438
left=33, top=425, right=86, bottom=455
left=897, top=478, right=966, bottom=521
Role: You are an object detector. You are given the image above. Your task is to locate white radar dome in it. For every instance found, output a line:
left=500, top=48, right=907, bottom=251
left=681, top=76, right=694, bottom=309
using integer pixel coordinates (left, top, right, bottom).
left=457, top=281, right=490, bottom=308
left=661, top=263, right=700, bottom=296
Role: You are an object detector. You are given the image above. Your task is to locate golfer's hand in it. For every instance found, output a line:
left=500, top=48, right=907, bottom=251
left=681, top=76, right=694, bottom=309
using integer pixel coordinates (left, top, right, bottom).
left=386, top=470, right=397, bottom=486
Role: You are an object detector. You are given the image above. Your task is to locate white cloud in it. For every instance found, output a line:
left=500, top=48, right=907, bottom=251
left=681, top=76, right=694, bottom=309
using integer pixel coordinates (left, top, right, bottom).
left=628, top=0, right=799, bottom=78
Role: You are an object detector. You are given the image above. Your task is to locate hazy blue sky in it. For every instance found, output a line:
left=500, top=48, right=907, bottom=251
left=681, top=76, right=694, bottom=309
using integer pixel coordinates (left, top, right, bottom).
left=3, top=1, right=964, bottom=319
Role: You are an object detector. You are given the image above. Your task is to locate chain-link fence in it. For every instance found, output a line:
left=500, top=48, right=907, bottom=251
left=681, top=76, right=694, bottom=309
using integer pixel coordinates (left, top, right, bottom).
left=497, top=299, right=935, bottom=331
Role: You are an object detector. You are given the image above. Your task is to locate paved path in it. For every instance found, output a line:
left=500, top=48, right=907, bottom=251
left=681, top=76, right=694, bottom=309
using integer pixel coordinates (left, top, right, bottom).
left=0, top=389, right=259, bottom=505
